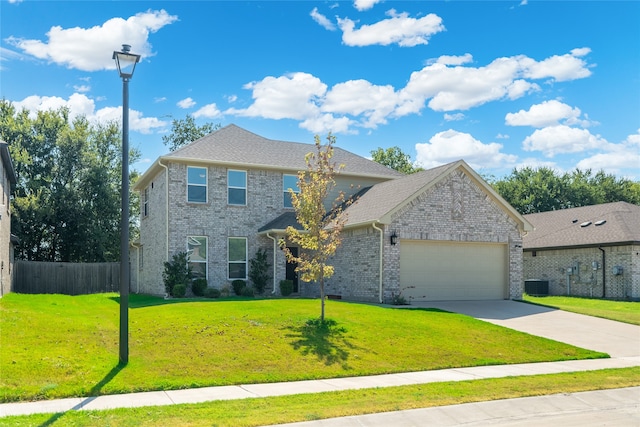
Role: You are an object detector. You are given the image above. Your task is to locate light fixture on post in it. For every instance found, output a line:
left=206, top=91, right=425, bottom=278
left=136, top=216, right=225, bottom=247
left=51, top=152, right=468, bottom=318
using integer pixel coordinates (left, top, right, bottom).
left=390, top=231, right=398, bottom=246
left=113, top=44, right=140, bottom=365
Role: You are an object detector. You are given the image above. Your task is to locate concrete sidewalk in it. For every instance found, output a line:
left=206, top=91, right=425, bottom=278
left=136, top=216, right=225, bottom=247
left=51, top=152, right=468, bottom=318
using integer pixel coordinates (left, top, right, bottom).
left=1, top=356, right=638, bottom=417
left=267, top=386, right=640, bottom=427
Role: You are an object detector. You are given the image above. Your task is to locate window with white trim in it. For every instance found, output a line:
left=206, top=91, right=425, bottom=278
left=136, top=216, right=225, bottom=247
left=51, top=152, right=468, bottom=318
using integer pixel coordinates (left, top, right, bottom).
left=142, top=187, right=149, bottom=217
left=227, top=170, right=247, bottom=206
left=187, top=166, right=207, bottom=203
left=228, top=237, right=247, bottom=280
left=283, top=174, right=299, bottom=208
left=187, top=236, right=207, bottom=279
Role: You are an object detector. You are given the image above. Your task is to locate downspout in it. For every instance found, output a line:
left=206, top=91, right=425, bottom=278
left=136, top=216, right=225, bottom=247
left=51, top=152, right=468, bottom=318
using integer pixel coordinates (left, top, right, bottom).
left=371, top=222, right=384, bottom=304
left=598, top=246, right=606, bottom=298
left=159, top=160, right=170, bottom=263
left=266, top=232, right=278, bottom=294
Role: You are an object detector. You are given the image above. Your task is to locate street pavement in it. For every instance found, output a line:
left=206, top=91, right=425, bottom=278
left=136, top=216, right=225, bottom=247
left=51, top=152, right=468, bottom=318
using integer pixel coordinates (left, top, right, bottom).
left=1, top=300, right=639, bottom=425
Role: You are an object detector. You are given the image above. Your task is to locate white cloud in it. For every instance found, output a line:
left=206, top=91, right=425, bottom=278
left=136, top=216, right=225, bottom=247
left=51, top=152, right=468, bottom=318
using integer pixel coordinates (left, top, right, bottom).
left=6, top=10, right=178, bottom=71
left=354, top=0, right=381, bottom=11
left=177, top=97, right=196, bottom=109
left=522, top=125, right=608, bottom=157
left=193, top=103, right=221, bottom=119
left=415, top=129, right=517, bottom=169
left=322, top=79, right=398, bottom=128
left=337, top=9, right=444, bottom=47
left=12, top=93, right=167, bottom=134
left=300, top=114, right=355, bottom=134
left=227, top=95, right=237, bottom=103
left=444, top=113, right=464, bottom=121
left=226, top=72, right=326, bottom=120
left=520, top=48, right=592, bottom=82
left=434, top=53, right=472, bottom=66
left=154, top=97, right=167, bottom=103
left=575, top=129, right=640, bottom=176
left=506, top=100, right=583, bottom=127
left=73, top=84, right=91, bottom=93
left=310, top=7, right=336, bottom=31
left=496, top=133, right=510, bottom=139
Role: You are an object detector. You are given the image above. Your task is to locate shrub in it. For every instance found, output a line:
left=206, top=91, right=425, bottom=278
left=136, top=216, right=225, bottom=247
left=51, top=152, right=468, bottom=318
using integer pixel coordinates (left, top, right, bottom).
left=172, top=284, right=187, bottom=298
left=191, top=278, right=208, bottom=297
left=204, top=287, right=221, bottom=299
left=220, top=284, right=231, bottom=297
left=249, top=248, right=270, bottom=295
left=232, top=279, right=246, bottom=296
left=241, top=286, right=255, bottom=297
left=163, top=252, right=191, bottom=297
left=280, top=279, right=293, bottom=296
left=390, top=292, right=409, bottom=305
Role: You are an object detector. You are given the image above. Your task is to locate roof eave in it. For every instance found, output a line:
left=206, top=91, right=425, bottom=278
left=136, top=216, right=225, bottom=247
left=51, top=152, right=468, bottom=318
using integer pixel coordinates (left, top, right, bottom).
left=524, top=240, right=640, bottom=251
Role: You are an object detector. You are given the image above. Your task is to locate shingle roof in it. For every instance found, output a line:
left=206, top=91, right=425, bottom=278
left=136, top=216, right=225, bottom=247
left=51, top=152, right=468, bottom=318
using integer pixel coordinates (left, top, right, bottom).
left=257, top=211, right=302, bottom=233
left=340, top=159, right=531, bottom=231
left=523, top=201, right=640, bottom=250
left=165, top=124, right=403, bottom=178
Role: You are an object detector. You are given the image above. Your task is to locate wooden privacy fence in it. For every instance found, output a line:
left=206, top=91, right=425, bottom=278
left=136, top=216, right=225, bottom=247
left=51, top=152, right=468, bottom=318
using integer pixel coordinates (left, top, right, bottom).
left=13, top=261, right=120, bottom=295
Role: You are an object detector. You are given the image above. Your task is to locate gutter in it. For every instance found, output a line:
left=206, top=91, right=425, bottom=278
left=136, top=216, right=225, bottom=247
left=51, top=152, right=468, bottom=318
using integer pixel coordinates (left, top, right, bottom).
left=371, top=222, right=384, bottom=304
left=159, top=160, right=170, bottom=262
left=598, top=246, right=606, bottom=298
left=266, top=232, right=278, bottom=294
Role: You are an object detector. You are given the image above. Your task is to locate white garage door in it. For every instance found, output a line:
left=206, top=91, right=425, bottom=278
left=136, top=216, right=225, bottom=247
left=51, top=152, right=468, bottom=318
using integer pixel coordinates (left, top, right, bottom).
left=399, top=240, right=507, bottom=301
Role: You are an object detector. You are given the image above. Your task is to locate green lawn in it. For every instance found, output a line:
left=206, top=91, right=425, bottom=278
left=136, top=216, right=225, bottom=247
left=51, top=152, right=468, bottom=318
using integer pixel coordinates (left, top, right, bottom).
left=5, top=368, right=640, bottom=427
left=0, top=293, right=607, bottom=402
left=523, top=294, right=640, bottom=325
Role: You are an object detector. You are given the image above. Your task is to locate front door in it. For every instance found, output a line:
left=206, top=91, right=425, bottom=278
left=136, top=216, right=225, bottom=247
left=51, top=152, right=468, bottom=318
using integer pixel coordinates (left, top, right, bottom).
left=285, top=247, right=299, bottom=293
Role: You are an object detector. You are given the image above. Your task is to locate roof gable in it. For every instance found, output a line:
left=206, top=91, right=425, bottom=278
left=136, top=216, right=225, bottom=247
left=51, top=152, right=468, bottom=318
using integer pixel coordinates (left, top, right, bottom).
left=342, top=159, right=532, bottom=232
left=523, top=201, right=640, bottom=249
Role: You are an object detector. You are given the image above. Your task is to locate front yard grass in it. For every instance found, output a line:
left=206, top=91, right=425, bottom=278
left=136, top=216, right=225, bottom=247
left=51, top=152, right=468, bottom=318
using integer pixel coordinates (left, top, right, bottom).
left=5, top=368, right=640, bottom=427
left=0, top=293, right=608, bottom=402
left=523, top=294, right=640, bottom=325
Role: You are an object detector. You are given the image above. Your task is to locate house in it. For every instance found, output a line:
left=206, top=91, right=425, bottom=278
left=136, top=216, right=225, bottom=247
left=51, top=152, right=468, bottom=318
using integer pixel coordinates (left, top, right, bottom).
left=0, top=142, right=17, bottom=297
left=523, top=202, right=640, bottom=300
left=132, top=124, right=532, bottom=302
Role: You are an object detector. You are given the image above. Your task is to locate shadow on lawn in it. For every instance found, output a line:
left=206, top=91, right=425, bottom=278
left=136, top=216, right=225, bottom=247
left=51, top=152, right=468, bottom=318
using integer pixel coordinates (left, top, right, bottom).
left=284, top=318, right=362, bottom=368
left=38, top=363, right=125, bottom=427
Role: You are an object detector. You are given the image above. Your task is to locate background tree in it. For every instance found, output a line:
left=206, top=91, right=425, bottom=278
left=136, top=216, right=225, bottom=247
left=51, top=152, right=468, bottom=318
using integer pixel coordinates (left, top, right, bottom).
left=161, top=114, right=220, bottom=152
left=370, top=146, right=423, bottom=174
left=0, top=99, right=140, bottom=262
left=491, top=166, right=640, bottom=214
left=281, top=134, right=348, bottom=322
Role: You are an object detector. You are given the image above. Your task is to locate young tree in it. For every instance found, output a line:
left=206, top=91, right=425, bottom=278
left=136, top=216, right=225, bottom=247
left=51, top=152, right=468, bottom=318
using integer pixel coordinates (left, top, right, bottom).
left=161, top=114, right=220, bottom=152
left=281, top=134, right=348, bottom=322
left=370, top=146, right=423, bottom=174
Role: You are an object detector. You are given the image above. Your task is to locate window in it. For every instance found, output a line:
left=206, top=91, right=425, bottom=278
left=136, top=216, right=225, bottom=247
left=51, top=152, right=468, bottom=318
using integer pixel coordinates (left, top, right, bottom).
left=188, top=236, right=207, bottom=279
left=228, top=237, right=247, bottom=279
left=187, top=166, right=207, bottom=203
left=142, top=187, right=149, bottom=217
left=227, top=170, right=246, bottom=206
left=283, top=174, right=299, bottom=208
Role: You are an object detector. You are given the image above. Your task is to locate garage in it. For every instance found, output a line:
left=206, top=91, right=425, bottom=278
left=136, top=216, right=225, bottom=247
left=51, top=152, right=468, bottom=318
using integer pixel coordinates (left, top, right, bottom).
left=400, top=240, right=508, bottom=301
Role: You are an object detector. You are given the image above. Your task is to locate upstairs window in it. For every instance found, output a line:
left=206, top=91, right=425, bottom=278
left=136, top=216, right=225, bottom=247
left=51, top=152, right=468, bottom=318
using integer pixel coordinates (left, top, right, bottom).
left=187, top=166, right=207, bottom=203
left=142, top=187, right=149, bottom=217
left=283, top=174, right=299, bottom=208
left=227, top=170, right=247, bottom=206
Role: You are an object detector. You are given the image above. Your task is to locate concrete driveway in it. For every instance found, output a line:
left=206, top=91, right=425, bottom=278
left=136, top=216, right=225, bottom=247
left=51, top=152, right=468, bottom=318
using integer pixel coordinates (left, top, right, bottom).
left=416, top=300, right=640, bottom=358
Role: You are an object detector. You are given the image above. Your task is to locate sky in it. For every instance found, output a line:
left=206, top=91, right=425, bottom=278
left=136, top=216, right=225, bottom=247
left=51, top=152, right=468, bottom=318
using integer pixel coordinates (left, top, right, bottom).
left=1, top=0, right=639, bottom=180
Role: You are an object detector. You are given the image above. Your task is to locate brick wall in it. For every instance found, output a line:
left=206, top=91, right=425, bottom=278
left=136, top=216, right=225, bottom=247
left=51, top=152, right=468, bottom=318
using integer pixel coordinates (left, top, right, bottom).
left=524, top=244, right=640, bottom=300
left=324, top=169, right=525, bottom=303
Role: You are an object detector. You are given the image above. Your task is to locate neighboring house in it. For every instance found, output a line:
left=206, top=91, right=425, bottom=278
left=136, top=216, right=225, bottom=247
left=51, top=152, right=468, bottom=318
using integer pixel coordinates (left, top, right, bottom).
left=523, top=202, right=640, bottom=300
left=132, top=124, right=531, bottom=302
left=0, top=142, right=17, bottom=297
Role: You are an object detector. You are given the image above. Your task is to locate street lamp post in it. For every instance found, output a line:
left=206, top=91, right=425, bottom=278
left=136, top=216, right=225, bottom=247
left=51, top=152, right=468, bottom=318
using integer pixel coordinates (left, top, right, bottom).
left=113, top=44, right=140, bottom=364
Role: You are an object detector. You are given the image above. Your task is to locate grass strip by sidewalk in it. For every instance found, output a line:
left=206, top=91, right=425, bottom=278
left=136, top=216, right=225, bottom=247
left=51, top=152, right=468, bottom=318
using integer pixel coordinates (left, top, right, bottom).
left=5, top=367, right=640, bottom=427
left=523, top=294, right=640, bottom=325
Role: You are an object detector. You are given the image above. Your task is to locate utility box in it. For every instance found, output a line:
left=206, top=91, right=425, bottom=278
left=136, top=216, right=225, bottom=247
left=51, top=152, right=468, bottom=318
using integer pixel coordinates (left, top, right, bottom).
left=613, top=266, right=623, bottom=276
left=525, top=279, right=549, bottom=296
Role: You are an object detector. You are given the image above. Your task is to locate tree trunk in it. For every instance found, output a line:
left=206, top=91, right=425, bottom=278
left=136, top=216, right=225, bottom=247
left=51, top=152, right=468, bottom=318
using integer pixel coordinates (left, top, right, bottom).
left=319, top=270, right=325, bottom=322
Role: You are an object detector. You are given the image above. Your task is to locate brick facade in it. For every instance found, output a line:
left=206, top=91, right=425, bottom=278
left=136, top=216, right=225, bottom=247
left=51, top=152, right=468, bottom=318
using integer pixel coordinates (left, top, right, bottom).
left=316, top=170, right=525, bottom=303
left=524, top=245, right=640, bottom=300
